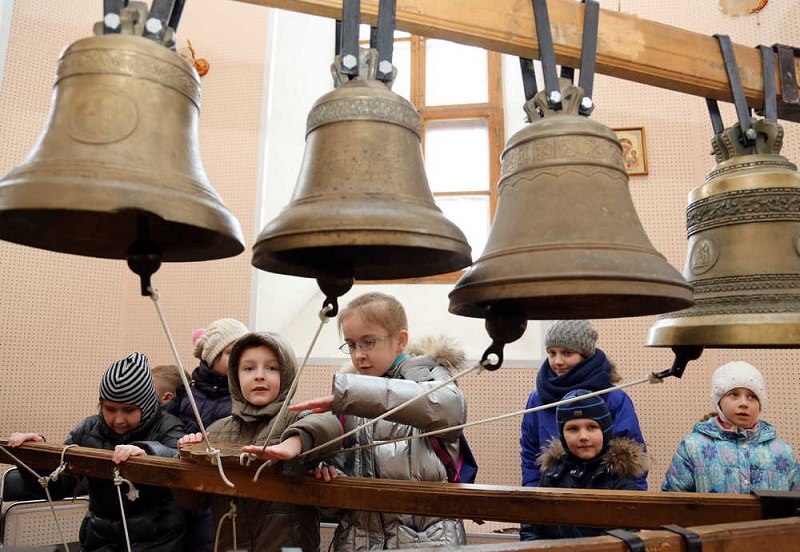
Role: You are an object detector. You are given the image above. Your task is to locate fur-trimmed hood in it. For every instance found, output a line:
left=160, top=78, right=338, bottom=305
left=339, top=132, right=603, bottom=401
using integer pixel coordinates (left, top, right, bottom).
left=537, top=436, right=649, bottom=479
left=338, top=334, right=466, bottom=375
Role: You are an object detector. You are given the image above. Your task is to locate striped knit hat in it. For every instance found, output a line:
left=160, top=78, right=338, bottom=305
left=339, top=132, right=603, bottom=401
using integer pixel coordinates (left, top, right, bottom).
left=556, top=389, right=613, bottom=452
left=99, top=352, right=159, bottom=426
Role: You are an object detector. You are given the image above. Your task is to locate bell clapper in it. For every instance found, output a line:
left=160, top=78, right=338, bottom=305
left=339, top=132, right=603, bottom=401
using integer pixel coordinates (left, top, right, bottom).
left=316, top=276, right=355, bottom=318
left=653, top=346, right=705, bottom=380
left=479, top=301, right=528, bottom=371
left=125, top=215, right=163, bottom=297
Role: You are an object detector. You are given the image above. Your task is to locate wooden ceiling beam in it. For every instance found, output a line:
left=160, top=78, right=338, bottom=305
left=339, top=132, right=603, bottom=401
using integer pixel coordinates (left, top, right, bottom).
left=234, top=0, right=800, bottom=122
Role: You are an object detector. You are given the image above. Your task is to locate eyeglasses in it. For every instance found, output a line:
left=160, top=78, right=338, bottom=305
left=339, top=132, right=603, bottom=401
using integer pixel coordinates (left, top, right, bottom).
left=339, top=336, right=389, bottom=355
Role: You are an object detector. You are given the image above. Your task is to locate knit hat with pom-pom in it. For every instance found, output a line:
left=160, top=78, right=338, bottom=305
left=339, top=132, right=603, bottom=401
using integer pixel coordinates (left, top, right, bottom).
left=193, top=318, right=248, bottom=366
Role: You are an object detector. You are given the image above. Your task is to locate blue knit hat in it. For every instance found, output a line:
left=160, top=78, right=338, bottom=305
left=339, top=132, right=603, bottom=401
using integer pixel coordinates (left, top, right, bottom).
left=556, top=389, right=612, bottom=452
left=99, top=352, right=159, bottom=426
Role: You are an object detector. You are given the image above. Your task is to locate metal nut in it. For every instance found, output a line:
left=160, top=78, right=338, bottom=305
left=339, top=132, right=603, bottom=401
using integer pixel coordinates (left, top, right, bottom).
left=378, top=60, right=393, bottom=75
left=145, top=17, right=164, bottom=35
left=342, top=54, right=358, bottom=70
left=103, top=13, right=121, bottom=30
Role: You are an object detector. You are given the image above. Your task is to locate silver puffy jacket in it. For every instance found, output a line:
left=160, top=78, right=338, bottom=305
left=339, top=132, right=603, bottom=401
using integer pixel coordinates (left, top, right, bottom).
left=330, top=337, right=468, bottom=550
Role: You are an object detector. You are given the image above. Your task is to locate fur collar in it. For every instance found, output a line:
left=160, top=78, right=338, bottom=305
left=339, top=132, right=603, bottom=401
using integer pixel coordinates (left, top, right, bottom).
left=537, top=437, right=649, bottom=479
left=338, top=334, right=466, bottom=375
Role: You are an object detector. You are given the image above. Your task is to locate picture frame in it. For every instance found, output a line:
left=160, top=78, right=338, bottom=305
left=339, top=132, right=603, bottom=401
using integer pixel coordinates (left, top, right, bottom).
left=614, top=127, right=648, bottom=176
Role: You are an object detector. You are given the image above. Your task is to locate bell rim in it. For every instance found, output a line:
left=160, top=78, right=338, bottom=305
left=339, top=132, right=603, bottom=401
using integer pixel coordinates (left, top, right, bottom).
left=646, top=313, right=800, bottom=348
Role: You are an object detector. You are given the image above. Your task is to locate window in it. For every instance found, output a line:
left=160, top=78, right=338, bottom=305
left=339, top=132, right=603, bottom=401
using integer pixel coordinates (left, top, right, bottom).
left=361, top=30, right=505, bottom=283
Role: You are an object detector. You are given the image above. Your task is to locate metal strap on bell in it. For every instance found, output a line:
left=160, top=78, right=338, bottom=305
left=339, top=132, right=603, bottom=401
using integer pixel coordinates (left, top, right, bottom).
left=648, top=39, right=800, bottom=347
left=0, top=0, right=244, bottom=263
left=449, top=0, right=693, bottom=326
left=251, top=0, right=471, bottom=280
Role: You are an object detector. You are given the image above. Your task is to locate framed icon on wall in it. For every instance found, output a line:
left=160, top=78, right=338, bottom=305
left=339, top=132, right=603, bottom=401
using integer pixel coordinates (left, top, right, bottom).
left=614, top=127, right=648, bottom=176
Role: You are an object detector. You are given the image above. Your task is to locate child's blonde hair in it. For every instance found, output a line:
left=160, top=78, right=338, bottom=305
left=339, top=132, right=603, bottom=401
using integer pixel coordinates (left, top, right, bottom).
left=150, top=364, right=185, bottom=399
left=338, top=292, right=408, bottom=336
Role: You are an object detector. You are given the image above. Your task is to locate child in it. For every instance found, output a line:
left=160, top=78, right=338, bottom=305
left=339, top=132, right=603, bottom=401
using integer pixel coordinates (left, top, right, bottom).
left=165, top=318, right=248, bottom=433
left=520, top=320, right=647, bottom=490
left=289, top=291, right=469, bottom=550
left=151, top=363, right=185, bottom=404
left=662, top=361, right=800, bottom=493
left=164, top=318, right=248, bottom=552
left=177, top=331, right=343, bottom=552
left=520, top=389, right=648, bottom=541
left=8, top=352, right=186, bottom=551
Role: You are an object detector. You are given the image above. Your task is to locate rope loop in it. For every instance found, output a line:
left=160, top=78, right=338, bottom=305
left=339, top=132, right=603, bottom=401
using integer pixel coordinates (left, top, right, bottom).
left=113, top=468, right=139, bottom=501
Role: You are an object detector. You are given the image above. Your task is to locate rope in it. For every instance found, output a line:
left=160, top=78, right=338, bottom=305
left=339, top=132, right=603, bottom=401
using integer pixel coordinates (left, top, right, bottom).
left=320, top=371, right=661, bottom=458
left=213, top=500, right=238, bottom=552
left=147, top=286, right=235, bottom=488
left=113, top=468, right=137, bottom=552
left=298, top=359, right=489, bottom=460
left=252, top=305, right=333, bottom=482
left=0, top=443, right=79, bottom=552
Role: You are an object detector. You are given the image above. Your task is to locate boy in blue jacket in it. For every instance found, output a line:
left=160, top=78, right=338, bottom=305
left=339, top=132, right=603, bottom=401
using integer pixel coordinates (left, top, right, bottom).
left=520, top=389, right=648, bottom=541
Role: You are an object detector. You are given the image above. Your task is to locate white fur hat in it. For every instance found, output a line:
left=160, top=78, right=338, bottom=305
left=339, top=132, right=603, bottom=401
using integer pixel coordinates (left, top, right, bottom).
left=710, top=361, right=766, bottom=414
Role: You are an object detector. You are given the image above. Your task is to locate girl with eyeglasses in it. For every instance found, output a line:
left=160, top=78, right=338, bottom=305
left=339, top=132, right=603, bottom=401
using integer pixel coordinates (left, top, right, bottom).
left=290, top=291, right=469, bottom=550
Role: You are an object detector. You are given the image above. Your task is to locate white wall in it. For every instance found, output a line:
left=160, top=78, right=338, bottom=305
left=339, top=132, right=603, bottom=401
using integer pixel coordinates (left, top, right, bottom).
left=0, top=0, right=14, bottom=91
left=252, top=10, right=545, bottom=366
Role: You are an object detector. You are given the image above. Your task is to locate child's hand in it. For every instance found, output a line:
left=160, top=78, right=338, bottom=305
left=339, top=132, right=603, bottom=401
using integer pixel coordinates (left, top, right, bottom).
left=112, top=444, right=146, bottom=464
left=241, top=435, right=302, bottom=461
left=289, top=394, right=334, bottom=413
left=178, top=432, right=206, bottom=447
left=310, top=462, right=341, bottom=483
left=7, top=432, right=44, bottom=447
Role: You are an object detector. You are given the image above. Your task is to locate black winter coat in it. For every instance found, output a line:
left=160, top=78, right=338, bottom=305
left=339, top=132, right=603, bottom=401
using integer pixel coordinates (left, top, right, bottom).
left=520, top=437, right=648, bottom=541
left=21, top=409, right=187, bottom=551
left=164, top=360, right=231, bottom=434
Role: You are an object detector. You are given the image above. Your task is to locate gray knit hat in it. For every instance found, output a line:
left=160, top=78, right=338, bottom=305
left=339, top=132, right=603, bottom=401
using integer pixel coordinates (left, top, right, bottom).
left=544, top=320, right=598, bottom=358
left=99, top=352, right=159, bottom=425
left=193, top=318, right=248, bottom=366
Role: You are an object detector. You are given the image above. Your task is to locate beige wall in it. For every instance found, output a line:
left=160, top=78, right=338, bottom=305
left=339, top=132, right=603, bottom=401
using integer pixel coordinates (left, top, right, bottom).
left=0, top=0, right=264, bottom=441
left=1, top=0, right=800, bottom=536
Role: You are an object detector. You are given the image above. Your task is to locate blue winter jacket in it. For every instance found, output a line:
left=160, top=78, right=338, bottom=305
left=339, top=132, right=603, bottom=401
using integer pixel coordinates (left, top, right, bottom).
left=662, top=418, right=800, bottom=493
left=164, top=360, right=231, bottom=434
left=520, top=349, right=648, bottom=490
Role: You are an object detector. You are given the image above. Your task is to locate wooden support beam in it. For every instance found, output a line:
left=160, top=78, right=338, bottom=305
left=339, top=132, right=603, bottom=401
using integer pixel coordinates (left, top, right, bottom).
left=0, top=441, right=767, bottom=529
left=234, top=0, right=800, bottom=122
left=443, top=518, right=800, bottom=551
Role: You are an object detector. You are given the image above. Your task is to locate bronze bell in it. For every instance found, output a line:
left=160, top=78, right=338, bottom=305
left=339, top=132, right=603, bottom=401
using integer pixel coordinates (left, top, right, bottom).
left=252, top=48, right=472, bottom=280
left=0, top=34, right=244, bottom=261
left=647, top=119, right=800, bottom=347
left=449, top=79, right=694, bottom=320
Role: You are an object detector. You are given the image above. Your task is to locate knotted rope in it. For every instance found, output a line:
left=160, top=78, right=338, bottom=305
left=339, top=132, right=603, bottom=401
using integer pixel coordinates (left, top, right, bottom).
left=0, top=443, right=79, bottom=552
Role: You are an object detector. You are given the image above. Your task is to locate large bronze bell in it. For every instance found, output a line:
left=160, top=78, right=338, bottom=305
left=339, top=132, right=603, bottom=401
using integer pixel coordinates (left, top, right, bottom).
left=0, top=34, right=244, bottom=261
left=252, top=48, right=472, bottom=280
left=449, top=79, right=694, bottom=320
left=647, top=119, right=800, bottom=347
